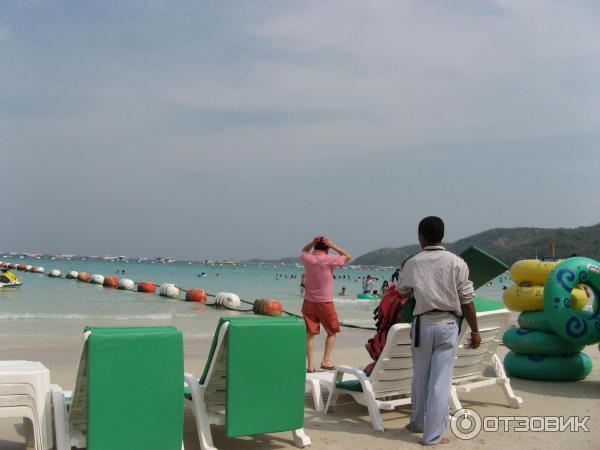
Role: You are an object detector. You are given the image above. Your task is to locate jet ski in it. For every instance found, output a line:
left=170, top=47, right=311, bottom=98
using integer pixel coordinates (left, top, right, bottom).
left=0, top=269, right=22, bottom=288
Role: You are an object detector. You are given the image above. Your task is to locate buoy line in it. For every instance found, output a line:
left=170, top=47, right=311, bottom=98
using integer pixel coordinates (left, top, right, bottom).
left=3, top=262, right=377, bottom=330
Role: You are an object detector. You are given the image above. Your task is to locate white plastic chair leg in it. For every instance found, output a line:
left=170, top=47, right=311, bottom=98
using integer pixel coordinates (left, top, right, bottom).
left=449, top=386, right=462, bottom=412
left=292, top=428, right=311, bottom=448
left=361, top=385, right=384, bottom=432
left=499, top=379, right=523, bottom=408
left=191, top=391, right=217, bottom=450
left=306, top=379, right=323, bottom=412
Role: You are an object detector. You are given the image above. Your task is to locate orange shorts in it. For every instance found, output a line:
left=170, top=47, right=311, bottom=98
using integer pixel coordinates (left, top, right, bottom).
left=302, top=300, right=340, bottom=336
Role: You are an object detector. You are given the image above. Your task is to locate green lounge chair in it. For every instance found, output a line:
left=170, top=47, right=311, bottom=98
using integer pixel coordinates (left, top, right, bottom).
left=51, top=326, right=184, bottom=450
left=184, top=316, right=311, bottom=450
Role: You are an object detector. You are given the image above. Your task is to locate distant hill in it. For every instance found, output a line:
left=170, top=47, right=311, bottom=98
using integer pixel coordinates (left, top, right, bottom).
left=353, top=223, right=600, bottom=266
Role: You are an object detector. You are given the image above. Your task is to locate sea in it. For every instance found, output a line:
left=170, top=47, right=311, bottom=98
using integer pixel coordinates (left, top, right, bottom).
left=0, top=256, right=506, bottom=346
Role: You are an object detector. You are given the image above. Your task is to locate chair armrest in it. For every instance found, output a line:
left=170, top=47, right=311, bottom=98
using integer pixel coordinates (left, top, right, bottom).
left=334, top=365, right=369, bottom=382
left=51, top=385, right=69, bottom=450
left=184, top=372, right=197, bottom=388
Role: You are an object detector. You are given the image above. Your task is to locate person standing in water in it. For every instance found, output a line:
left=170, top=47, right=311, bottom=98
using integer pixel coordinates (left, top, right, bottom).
left=301, top=236, right=351, bottom=372
left=300, top=273, right=306, bottom=295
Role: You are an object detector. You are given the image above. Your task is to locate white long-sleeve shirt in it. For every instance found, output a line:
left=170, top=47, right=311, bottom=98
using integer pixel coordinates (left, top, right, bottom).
left=397, top=246, right=474, bottom=323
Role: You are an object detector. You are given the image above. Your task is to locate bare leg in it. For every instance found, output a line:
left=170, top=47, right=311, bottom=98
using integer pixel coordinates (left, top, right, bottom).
left=322, top=334, right=336, bottom=367
left=306, top=333, right=316, bottom=372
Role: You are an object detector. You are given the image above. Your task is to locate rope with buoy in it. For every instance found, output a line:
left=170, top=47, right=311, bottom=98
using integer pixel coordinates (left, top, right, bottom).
left=4, top=262, right=377, bottom=330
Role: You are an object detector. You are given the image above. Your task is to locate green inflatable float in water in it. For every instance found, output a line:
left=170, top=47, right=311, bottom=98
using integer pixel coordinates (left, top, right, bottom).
left=356, top=293, right=377, bottom=300
left=504, top=352, right=592, bottom=381
left=543, top=257, right=600, bottom=346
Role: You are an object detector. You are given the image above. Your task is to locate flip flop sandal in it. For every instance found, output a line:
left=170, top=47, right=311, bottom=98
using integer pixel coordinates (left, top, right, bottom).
left=320, top=364, right=335, bottom=370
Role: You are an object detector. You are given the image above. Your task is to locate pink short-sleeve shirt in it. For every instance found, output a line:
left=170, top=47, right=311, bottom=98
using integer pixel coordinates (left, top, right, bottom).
left=301, top=251, right=346, bottom=303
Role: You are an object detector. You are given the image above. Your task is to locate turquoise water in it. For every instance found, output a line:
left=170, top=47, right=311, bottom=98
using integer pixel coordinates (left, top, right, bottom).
left=0, top=257, right=505, bottom=344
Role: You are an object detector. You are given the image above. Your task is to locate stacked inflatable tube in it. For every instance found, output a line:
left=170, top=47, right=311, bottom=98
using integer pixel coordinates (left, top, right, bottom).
left=504, top=352, right=592, bottom=381
left=503, top=258, right=593, bottom=381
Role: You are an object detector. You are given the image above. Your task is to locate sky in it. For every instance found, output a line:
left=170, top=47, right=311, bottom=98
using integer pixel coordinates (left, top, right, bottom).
left=2, top=0, right=600, bottom=260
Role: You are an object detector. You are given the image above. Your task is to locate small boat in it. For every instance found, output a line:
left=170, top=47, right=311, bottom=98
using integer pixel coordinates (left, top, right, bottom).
left=0, top=269, right=22, bottom=288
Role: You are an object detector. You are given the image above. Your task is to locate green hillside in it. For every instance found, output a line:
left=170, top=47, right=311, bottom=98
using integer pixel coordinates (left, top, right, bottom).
left=352, top=223, right=600, bottom=266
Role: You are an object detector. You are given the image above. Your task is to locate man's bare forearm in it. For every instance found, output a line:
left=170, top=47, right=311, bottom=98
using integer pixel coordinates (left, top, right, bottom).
left=327, top=241, right=352, bottom=263
left=461, top=302, right=478, bottom=332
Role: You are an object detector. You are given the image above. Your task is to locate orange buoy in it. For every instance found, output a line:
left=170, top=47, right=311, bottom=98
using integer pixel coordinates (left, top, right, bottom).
left=137, top=281, right=156, bottom=293
left=78, top=272, right=92, bottom=282
left=103, top=276, right=119, bottom=288
left=253, top=298, right=283, bottom=316
left=186, top=288, right=207, bottom=303
left=17, top=264, right=26, bottom=271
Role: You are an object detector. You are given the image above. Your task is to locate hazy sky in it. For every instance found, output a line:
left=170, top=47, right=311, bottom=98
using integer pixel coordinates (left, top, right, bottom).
left=2, top=0, right=600, bottom=259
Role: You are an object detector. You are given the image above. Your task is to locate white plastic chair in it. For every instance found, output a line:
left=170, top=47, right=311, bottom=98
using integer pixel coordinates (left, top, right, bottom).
left=306, top=309, right=522, bottom=431
left=450, top=309, right=523, bottom=410
left=0, top=361, right=52, bottom=450
left=308, top=322, right=414, bottom=431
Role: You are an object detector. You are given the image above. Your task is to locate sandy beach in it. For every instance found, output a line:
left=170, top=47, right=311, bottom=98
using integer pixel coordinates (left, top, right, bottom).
left=1, top=330, right=598, bottom=450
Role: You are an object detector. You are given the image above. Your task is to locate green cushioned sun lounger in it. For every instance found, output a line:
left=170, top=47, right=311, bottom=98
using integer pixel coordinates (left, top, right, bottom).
left=51, top=326, right=184, bottom=450
left=184, top=316, right=311, bottom=450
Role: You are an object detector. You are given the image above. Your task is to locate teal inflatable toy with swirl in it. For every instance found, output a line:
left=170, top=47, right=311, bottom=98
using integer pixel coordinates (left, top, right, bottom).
left=543, top=257, right=600, bottom=345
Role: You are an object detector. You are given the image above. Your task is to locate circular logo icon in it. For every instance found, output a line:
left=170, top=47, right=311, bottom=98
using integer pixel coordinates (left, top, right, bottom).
left=450, top=408, right=482, bottom=440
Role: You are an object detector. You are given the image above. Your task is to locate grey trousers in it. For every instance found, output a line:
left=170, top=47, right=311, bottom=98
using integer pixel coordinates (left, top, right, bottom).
left=410, top=320, right=459, bottom=445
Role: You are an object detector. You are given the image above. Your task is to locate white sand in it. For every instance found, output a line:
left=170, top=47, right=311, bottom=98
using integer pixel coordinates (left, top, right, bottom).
left=0, top=335, right=599, bottom=449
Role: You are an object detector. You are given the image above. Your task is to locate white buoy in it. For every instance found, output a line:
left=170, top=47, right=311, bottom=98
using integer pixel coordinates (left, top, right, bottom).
left=25, top=265, right=33, bottom=271
left=91, top=274, right=105, bottom=285
left=36, top=266, right=45, bottom=273
left=159, top=283, right=180, bottom=299
left=215, top=292, right=241, bottom=310
left=118, top=278, right=135, bottom=291
left=66, top=271, right=79, bottom=279
left=48, top=269, right=61, bottom=278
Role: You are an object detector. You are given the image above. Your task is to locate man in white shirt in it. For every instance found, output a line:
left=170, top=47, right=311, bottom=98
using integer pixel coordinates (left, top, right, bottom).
left=397, top=216, right=480, bottom=445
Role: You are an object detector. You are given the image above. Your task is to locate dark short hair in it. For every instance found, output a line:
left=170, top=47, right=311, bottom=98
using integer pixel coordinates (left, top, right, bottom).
left=314, top=237, right=329, bottom=251
left=418, top=216, right=444, bottom=244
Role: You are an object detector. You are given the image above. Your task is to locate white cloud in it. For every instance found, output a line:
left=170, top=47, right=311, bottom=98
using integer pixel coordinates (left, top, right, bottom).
left=159, top=0, right=600, bottom=152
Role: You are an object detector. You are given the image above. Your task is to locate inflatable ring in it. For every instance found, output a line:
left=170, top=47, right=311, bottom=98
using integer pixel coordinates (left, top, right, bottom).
left=543, top=257, right=600, bottom=345
left=518, top=311, right=555, bottom=333
left=502, top=328, right=584, bottom=355
left=510, top=259, right=560, bottom=286
left=356, top=293, right=376, bottom=300
left=503, top=285, right=588, bottom=312
left=504, top=351, right=592, bottom=381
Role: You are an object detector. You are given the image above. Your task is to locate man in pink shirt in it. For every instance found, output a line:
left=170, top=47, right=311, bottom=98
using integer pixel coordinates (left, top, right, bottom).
left=301, top=236, right=352, bottom=372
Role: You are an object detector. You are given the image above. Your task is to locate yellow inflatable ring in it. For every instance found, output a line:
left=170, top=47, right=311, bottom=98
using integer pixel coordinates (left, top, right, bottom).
left=510, top=259, right=561, bottom=286
left=502, top=285, right=588, bottom=312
